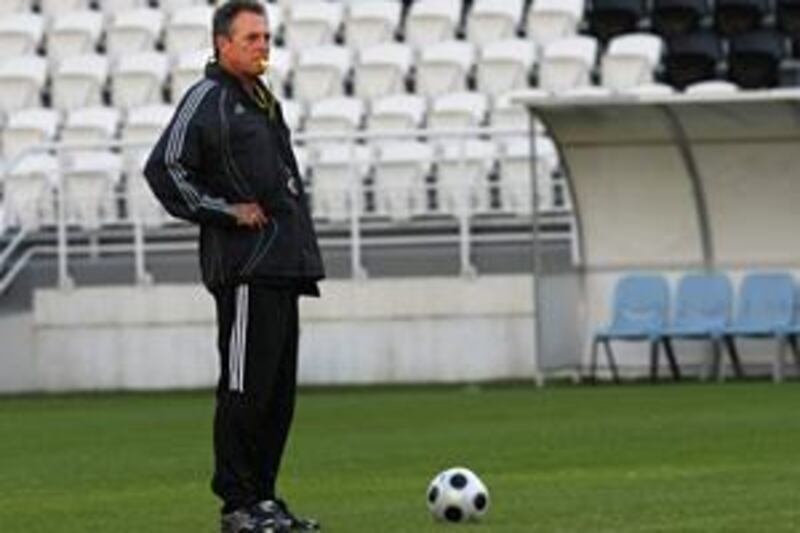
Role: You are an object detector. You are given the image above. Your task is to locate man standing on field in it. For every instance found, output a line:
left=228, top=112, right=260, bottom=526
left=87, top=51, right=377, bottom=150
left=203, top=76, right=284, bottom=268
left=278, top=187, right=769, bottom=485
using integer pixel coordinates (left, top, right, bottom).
left=144, top=1, right=324, bottom=531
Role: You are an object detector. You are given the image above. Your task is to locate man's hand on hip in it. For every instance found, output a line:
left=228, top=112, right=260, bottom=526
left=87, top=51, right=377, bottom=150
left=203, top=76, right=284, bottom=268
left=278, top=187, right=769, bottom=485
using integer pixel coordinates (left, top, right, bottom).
left=233, top=202, right=268, bottom=229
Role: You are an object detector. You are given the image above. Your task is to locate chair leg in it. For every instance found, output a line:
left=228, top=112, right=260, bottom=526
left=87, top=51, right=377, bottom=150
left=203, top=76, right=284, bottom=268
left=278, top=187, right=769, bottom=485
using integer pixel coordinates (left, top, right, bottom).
left=704, top=338, right=722, bottom=382
left=723, top=335, right=744, bottom=380
left=774, top=337, right=787, bottom=383
left=589, top=338, right=600, bottom=384
left=649, top=340, right=660, bottom=382
left=602, top=339, right=620, bottom=383
left=789, top=335, right=800, bottom=377
left=662, top=338, right=681, bottom=381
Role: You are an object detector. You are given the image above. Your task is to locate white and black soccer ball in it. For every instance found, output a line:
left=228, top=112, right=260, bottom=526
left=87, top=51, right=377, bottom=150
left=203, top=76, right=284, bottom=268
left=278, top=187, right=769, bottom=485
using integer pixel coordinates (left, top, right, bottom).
left=426, top=467, right=490, bottom=523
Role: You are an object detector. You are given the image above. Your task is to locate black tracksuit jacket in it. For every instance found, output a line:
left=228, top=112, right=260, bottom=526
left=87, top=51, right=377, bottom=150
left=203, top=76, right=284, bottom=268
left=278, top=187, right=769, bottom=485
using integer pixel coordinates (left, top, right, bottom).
left=144, top=63, right=324, bottom=293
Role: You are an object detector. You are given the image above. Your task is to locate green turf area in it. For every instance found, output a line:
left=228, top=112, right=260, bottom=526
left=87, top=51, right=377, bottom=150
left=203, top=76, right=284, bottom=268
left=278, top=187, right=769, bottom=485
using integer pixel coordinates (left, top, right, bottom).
left=0, top=383, right=799, bottom=532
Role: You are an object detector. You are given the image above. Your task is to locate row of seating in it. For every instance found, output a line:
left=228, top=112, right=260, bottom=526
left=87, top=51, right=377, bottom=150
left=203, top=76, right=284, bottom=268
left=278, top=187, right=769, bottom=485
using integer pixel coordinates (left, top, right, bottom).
left=591, top=272, right=800, bottom=384
left=0, top=134, right=566, bottom=230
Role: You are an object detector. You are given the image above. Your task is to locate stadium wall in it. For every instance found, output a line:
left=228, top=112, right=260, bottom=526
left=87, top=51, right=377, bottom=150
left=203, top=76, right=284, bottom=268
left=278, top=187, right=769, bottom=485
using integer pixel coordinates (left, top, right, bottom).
left=17, top=276, right=537, bottom=392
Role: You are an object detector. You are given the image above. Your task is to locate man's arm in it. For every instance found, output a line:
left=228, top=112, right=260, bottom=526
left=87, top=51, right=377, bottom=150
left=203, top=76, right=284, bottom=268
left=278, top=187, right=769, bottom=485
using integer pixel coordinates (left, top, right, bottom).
left=144, top=80, right=266, bottom=228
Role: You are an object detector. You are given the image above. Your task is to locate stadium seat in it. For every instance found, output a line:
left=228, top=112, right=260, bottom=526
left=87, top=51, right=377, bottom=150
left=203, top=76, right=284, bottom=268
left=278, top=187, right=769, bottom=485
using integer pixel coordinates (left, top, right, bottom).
left=51, top=54, right=109, bottom=111
left=158, top=0, right=209, bottom=16
left=304, top=96, right=365, bottom=137
left=601, top=33, right=664, bottom=92
left=476, top=38, right=537, bottom=99
left=111, top=52, right=169, bottom=110
left=652, top=0, right=711, bottom=38
left=727, top=29, right=785, bottom=89
left=39, top=0, right=88, bottom=20
left=489, top=92, right=536, bottom=131
left=589, top=274, right=671, bottom=382
left=126, top=150, right=167, bottom=226
left=284, top=1, right=343, bottom=51
left=60, top=150, right=123, bottom=229
left=171, top=49, right=212, bottom=102
left=496, top=135, right=559, bottom=215
left=60, top=106, right=120, bottom=145
left=309, top=143, right=371, bottom=222
left=664, top=30, right=723, bottom=90
left=165, top=5, right=213, bottom=57
left=120, top=103, right=173, bottom=169
left=436, top=139, right=497, bottom=215
left=0, top=13, right=44, bottom=61
left=2, top=107, right=60, bottom=160
left=344, top=0, right=402, bottom=49
left=279, top=99, right=305, bottom=132
left=373, top=140, right=434, bottom=220
left=661, top=273, right=734, bottom=381
left=0, top=0, right=29, bottom=17
left=415, top=40, right=476, bottom=98
left=367, top=93, right=427, bottom=132
left=685, top=79, right=740, bottom=94
left=3, top=152, right=58, bottom=230
left=405, top=0, right=462, bottom=49
left=623, top=82, right=677, bottom=96
left=724, top=272, right=796, bottom=382
left=353, top=42, right=413, bottom=100
left=261, top=46, right=291, bottom=97
left=0, top=56, right=47, bottom=114
left=715, top=0, right=770, bottom=37
left=105, top=8, right=165, bottom=60
left=293, top=45, right=352, bottom=103
left=427, top=91, right=488, bottom=130
left=46, top=11, right=105, bottom=67
left=466, top=0, right=525, bottom=46
left=525, top=0, right=585, bottom=49
left=539, top=35, right=599, bottom=94
left=587, top=0, right=647, bottom=43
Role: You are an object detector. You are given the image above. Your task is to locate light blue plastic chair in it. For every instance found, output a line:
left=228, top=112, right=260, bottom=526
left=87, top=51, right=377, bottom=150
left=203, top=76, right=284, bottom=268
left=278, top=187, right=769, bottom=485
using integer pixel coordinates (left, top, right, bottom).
left=724, top=272, right=795, bottom=382
left=590, top=274, right=670, bottom=382
left=772, top=283, right=800, bottom=382
left=662, top=273, right=733, bottom=381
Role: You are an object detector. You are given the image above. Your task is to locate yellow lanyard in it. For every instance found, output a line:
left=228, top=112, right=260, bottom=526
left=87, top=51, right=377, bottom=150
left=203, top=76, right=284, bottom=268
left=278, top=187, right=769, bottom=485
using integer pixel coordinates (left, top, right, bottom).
left=251, top=83, right=277, bottom=121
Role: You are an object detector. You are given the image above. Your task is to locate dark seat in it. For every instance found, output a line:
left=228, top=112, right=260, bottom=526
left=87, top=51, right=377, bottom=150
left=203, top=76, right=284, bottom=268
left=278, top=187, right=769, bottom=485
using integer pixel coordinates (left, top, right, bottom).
left=652, top=0, right=711, bottom=38
left=776, top=0, right=800, bottom=56
left=728, top=29, right=786, bottom=88
left=587, top=0, right=647, bottom=43
left=664, top=30, right=724, bottom=89
left=715, top=0, right=770, bottom=37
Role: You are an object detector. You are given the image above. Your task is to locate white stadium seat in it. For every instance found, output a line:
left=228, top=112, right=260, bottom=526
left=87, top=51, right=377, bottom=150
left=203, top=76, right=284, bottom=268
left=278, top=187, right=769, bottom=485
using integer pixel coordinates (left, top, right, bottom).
left=280, top=99, right=305, bottom=132
left=284, top=1, right=343, bottom=51
left=526, top=0, right=585, bottom=49
left=309, top=143, right=371, bottom=222
left=165, top=5, right=213, bottom=57
left=111, top=52, right=169, bottom=110
left=685, top=80, right=741, bottom=95
left=293, top=45, right=352, bottom=103
left=623, top=83, right=676, bottom=97
left=0, top=56, right=47, bottom=114
left=260, top=46, right=291, bottom=97
left=539, top=35, right=598, bottom=94
left=496, top=135, right=561, bottom=214
left=2, top=107, right=60, bottom=160
left=39, top=0, right=88, bottom=20
left=353, top=42, right=413, bottom=100
left=171, top=48, right=212, bottom=102
left=126, top=150, right=166, bottom=226
left=120, top=103, right=173, bottom=166
left=264, top=2, right=283, bottom=38
left=415, top=40, right=476, bottom=99
left=61, top=106, right=121, bottom=145
left=601, top=33, right=664, bottom=92
left=60, top=150, right=123, bottom=229
left=344, top=0, right=401, bottom=49
left=405, top=0, right=461, bottom=49
left=4, top=152, right=58, bottom=229
left=373, top=140, right=433, bottom=220
left=476, top=38, right=537, bottom=98
left=305, top=96, right=365, bottom=137
left=51, top=54, right=109, bottom=111
left=0, top=13, right=44, bottom=61
left=436, top=139, right=497, bottom=215
left=100, top=0, right=148, bottom=17
left=47, top=11, right=104, bottom=66
left=0, top=0, right=29, bottom=17
left=158, top=0, right=209, bottom=16
left=106, top=8, right=165, bottom=60
left=489, top=91, right=532, bottom=131
left=427, top=91, right=488, bottom=130
left=466, top=0, right=524, bottom=46
left=367, top=94, right=427, bottom=132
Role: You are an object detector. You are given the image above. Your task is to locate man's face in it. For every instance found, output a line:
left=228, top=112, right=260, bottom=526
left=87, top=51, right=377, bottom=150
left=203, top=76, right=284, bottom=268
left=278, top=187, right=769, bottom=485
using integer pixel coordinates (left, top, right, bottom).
left=217, top=11, right=270, bottom=78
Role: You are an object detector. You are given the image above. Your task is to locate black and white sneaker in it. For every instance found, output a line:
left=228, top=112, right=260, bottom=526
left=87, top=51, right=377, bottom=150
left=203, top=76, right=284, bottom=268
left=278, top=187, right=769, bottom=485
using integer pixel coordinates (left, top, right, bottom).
left=221, top=508, right=287, bottom=533
left=257, top=499, right=321, bottom=531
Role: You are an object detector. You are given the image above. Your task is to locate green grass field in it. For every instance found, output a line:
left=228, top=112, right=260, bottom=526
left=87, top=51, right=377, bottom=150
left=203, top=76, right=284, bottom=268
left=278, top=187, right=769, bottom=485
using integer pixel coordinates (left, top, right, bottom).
left=0, top=382, right=799, bottom=532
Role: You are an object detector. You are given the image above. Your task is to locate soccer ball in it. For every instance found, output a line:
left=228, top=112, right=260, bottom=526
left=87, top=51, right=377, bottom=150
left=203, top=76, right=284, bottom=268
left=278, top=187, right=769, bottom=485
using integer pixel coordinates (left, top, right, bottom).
left=426, top=467, right=490, bottom=523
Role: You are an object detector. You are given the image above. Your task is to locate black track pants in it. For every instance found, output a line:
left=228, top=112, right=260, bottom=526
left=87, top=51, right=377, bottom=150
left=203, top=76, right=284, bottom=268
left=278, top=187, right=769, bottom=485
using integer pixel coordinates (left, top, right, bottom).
left=210, top=284, right=299, bottom=513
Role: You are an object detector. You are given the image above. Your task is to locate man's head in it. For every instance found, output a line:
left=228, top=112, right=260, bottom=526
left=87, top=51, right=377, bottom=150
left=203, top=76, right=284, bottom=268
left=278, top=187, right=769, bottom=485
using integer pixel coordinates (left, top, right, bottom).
left=213, top=0, right=270, bottom=79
